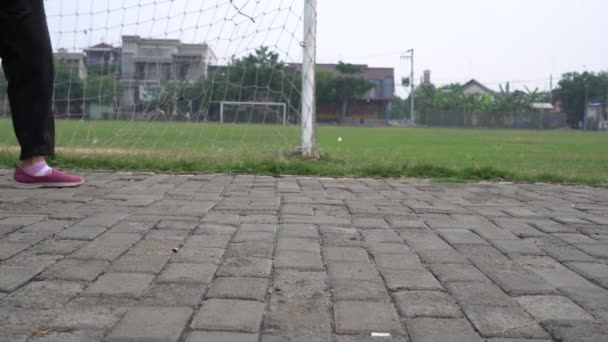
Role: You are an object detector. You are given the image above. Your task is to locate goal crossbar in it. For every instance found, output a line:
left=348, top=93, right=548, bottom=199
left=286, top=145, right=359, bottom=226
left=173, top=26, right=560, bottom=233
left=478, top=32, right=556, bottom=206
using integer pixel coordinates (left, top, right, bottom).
left=220, top=101, right=287, bottom=125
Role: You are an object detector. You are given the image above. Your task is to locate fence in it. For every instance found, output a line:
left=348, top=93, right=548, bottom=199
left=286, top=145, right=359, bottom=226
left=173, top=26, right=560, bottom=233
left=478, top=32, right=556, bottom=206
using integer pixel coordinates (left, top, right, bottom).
left=417, top=111, right=568, bottom=129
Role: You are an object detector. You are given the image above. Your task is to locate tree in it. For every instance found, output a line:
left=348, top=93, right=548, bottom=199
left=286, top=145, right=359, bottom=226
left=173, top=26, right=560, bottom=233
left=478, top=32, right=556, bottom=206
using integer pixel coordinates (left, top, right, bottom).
left=554, top=71, right=608, bottom=125
left=334, top=62, right=374, bottom=124
left=84, top=74, right=121, bottom=107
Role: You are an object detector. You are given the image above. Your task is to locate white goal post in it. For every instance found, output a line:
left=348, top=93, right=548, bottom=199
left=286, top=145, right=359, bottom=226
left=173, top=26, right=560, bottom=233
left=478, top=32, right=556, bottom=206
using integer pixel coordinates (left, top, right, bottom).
left=220, top=101, right=288, bottom=125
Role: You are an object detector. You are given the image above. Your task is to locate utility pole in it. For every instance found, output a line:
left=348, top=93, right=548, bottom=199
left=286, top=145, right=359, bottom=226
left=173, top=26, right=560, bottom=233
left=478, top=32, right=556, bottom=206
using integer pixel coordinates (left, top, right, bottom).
left=584, top=84, right=589, bottom=129
left=401, top=49, right=415, bottom=126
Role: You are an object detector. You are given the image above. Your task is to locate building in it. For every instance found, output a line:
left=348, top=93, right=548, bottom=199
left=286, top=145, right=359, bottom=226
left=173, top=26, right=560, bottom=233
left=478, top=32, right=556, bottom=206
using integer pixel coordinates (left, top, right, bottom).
left=459, top=79, right=493, bottom=96
left=119, top=35, right=217, bottom=108
left=55, top=48, right=87, bottom=80
left=288, top=63, right=395, bottom=123
left=84, top=42, right=121, bottom=73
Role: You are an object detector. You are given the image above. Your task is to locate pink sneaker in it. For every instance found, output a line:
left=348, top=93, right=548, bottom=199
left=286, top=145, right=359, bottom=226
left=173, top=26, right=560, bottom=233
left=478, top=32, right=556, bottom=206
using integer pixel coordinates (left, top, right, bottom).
left=13, top=167, right=85, bottom=188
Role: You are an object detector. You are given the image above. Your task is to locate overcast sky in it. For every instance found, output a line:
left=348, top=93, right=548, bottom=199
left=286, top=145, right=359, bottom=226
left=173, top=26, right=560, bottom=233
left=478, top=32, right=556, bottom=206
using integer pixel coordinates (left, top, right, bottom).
left=46, top=0, right=608, bottom=95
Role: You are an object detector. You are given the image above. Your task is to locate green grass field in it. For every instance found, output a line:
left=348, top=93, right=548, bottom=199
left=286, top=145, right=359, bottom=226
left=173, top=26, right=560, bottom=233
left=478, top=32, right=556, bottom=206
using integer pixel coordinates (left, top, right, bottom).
left=1, top=119, right=607, bottom=185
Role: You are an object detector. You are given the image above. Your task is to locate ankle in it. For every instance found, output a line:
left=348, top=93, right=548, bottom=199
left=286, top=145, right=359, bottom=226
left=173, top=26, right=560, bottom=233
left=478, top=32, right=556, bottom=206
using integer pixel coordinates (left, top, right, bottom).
left=20, top=156, right=46, bottom=168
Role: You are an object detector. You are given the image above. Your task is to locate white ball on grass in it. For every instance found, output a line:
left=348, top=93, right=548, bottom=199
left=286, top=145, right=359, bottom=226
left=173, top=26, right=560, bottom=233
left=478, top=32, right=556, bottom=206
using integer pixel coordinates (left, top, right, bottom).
left=337, top=137, right=343, bottom=142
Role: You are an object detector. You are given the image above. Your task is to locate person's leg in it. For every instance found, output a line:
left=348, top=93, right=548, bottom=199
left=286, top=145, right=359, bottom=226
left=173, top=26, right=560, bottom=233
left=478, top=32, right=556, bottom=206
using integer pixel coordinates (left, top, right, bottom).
left=0, top=0, right=83, bottom=187
left=0, top=0, right=55, bottom=162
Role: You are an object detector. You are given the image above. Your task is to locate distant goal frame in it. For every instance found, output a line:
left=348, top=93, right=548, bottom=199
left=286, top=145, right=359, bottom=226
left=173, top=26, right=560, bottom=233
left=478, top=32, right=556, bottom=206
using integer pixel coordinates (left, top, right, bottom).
left=219, top=101, right=288, bottom=125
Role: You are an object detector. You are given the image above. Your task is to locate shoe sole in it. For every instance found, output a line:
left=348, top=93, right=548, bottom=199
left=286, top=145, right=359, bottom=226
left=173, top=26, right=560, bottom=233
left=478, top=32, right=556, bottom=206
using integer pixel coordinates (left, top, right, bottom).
left=14, top=179, right=85, bottom=189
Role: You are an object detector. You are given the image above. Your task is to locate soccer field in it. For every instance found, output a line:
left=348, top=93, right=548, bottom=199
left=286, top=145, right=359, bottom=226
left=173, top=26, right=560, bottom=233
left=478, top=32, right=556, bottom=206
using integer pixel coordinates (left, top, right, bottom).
left=1, top=119, right=607, bottom=184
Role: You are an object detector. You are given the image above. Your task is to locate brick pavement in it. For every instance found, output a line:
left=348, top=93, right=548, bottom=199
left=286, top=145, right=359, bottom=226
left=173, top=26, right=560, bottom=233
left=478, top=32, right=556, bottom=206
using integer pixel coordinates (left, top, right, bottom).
left=1, top=169, right=608, bottom=342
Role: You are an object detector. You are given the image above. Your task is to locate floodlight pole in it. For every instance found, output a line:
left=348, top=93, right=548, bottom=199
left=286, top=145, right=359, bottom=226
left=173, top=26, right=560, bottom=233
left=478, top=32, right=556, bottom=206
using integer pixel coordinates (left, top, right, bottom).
left=301, top=0, right=317, bottom=156
left=408, top=49, right=415, bottom=126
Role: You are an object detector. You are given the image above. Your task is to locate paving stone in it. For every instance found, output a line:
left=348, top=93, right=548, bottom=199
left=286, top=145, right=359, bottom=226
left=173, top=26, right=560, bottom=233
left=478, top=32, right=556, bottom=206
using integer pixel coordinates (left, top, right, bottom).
left=2, top=280, right=83, bottom=309
left=40, top=258, right=108, bottom=282
left=263, top=270, right=332, bottom=341
left=192, top=299, right=265, bottom=332
left=157, top=263, right=217, bottom=284
left=241, top=223, right=278, bottom=232
left=374, top=253, right=423, bottom=269
left=515, top=295, right=594, bottom=321
left=0, top=242, right=30, bottom=260
left=329, top=279, right=390, bottom=302
left=74, top=214, right=128, bottom=228
left=416, top=248, right=470, bottom=264
left=226, top=242, right=274, bottom=258
left=19, top=220, right=73, bottom=233
left=430, top=263, right=489, bottom=282
left=327, top=262, right=380, bottom=281
left=5, top=231, right=50, bottom=244
left=493, top=219, right=546, bottom=238
left=462, top=305, right=550, bottom=339
left=184, top=234, right=231, bottom=248
left=69, top=242, right=133, bottom=262
left=399, top=230, right=452, bottom=251
left=360, top=229, right=403, bottom=243
left=368, top=242, right=413, bottom=255
left=156, top=219, right=197, bottom=230
left=277, top=238, right=320, bottom=253
left=439, top=229, right=489, bottom=246
left=486, top=339, right=553, bottom=342
left=55, top=226, right=107, bottom=240
left=334, top=301, right=404, bottom=334
left=275, top=250, right=324, bottom=271
left=31, top=240, right=87, bottom=255
left=233, top=231, right=275, bottom=243
left=85, top=273, right=154, bottom=297
left=110, top=220, right=156, bottom=234
left=49, top=305, right=127, bottom=329
left=542, top=320, right=608, bottom=342
left=27, top=330, right=106, bottom=342
left=219, top=258, right=272, bottom=277
left=105, top=306, right=193, bottom=342
left=128, top=239, right=181, bottom=256
left=353, top=217, right=389, bottom=229
left=446, top=282, right=516, bottom=307
left=574, top=243, right=608, bottom=259
left=207, top=277, right=269, bottom=301
left=320, top=227, right=362, bottom=247
left=278, top=224, right=318, bottom=239
left=0, top=306, right=60, bottom=335
left=559, top=287, right=608, bottom=313
left=324, top=247, right=369, bottom=262
left=333, top=335, right=408, bottom=342
left=173, top=247, right=224, bottom=264
left=185, top=331, right=258, bottom=342
left=109, top=255, right=169, bottom=274
left=541, top=244, right=596, bottom=262
left=394, top=291, right=461, bottom=318
left=194, top=224, right=238, bottom=235
left=566, top=262, right=608, bottom=287
left=387, top=217, right=427, bottom=229
left=471, top=258, right=557, bottom=295
left=407, top=318, right=483, bottom=342
left=142, top=228, right=188, bottom=240
left=281, top=214, right=349, bottom=225
left=490, top=239, right=544, bottom=255
left=140, top=283, right=205, bottom=307
left=514, top=256, right=599, bottom=289
left=382, top=269, right=443, bottom=291
left=0, top=264, right=46, bottom=292
left=553, top=233, right=599, bottom=244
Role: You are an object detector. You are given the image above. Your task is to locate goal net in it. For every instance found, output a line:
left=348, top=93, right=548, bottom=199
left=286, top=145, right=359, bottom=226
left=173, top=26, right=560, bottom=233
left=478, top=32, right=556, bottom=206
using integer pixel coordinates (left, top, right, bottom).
left=220, top=102, right=288, bottom=125
left=0, top=0, right=317, bottom=168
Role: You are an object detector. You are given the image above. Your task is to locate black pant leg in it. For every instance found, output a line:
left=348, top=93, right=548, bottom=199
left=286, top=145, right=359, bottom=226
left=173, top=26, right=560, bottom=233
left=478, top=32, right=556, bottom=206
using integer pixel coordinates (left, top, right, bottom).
left=0, top=0, right=55, bottom=160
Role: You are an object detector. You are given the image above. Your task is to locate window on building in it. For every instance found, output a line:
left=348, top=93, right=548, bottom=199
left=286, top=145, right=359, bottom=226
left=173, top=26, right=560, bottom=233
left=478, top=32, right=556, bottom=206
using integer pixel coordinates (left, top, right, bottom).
left=371, top=80, right=382, bottom=98
left=383, top=77, right=393, bottom=98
